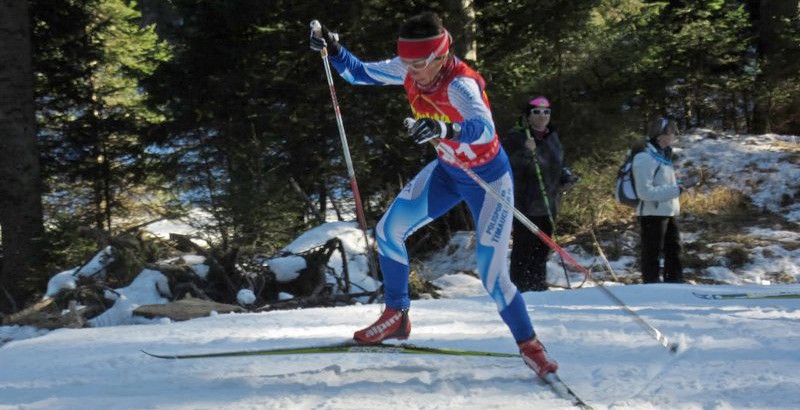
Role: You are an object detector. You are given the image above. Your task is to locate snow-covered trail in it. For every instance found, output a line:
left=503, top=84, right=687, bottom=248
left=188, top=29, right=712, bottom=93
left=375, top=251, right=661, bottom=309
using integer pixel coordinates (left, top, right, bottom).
left=1, top=283, right=799, bottom=410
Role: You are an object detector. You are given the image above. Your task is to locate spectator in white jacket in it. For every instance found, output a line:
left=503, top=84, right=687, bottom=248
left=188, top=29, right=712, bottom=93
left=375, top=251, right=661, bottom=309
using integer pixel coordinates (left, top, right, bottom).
left=632, top=118, right=690, bottom=283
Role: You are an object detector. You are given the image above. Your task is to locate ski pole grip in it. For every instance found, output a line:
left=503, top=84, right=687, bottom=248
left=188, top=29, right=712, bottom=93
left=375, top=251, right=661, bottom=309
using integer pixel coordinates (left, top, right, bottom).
left=309, top=20, right=328, bottom=58
left=404, top=117, right=443, bottom=147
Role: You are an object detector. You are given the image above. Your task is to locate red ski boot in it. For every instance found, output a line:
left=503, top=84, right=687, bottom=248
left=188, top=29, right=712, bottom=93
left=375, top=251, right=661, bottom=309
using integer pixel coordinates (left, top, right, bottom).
left=353, top=307, right=411, bottom=344
left=518, top=336, right=558, bottom=378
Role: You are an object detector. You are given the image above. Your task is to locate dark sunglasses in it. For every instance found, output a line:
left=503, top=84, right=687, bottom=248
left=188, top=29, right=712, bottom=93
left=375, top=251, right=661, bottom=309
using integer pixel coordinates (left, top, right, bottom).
left=531, top=109, right=551, bottom=115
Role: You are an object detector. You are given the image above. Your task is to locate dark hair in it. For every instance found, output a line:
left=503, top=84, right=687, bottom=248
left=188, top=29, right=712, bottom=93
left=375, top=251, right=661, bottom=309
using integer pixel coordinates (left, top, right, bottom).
left=399, top=12, right=444, bottom=39
left=647, top=117, right=678, bottom=140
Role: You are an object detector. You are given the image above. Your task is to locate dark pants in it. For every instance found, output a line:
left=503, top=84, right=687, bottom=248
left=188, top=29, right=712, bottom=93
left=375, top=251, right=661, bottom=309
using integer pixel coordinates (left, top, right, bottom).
left=510, top=215, right=553, bottom=292
left=639, top=216, right=683, bottom=283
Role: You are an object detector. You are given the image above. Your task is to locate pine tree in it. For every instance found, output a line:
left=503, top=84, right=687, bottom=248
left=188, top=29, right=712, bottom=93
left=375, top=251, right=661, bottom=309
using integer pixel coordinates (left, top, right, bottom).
left=36, top=0, right=172, bottom=236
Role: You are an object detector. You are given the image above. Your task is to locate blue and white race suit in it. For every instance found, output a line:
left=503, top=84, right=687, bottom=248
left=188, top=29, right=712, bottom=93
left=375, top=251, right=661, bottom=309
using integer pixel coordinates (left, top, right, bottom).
left=329, top=47, right=535, bottom=342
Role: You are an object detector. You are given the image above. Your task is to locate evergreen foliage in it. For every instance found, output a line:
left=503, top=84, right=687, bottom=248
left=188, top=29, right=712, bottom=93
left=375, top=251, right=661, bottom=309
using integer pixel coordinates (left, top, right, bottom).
left=34, top=0, right=172, bottom=238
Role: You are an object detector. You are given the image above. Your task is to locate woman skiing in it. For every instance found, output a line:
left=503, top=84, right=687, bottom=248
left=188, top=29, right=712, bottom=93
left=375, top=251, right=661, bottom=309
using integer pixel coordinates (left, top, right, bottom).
left=310, top=12, right=557, bottom=378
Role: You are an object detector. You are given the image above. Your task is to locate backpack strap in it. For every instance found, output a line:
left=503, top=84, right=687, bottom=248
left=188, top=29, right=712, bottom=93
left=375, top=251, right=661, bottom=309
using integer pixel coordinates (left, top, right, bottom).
left=651, top=164, right=662, bottom=209
left=636, top=162, right=663, bottom=213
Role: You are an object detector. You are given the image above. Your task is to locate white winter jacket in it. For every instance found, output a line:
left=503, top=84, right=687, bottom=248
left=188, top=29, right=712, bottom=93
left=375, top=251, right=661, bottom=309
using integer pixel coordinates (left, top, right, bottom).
left=632, top=142, right=681, bottom=216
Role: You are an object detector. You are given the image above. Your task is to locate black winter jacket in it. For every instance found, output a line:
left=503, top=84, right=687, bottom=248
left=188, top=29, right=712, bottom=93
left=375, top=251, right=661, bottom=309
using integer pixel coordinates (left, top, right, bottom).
left=503, top=120, right=570, bottom=217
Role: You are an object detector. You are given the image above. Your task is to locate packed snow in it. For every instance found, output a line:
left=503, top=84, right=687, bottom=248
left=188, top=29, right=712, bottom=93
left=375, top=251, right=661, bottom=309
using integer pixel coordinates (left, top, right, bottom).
left=1, top=283, right=798, bottom=409
left=0, top=131, right=798, bottom=409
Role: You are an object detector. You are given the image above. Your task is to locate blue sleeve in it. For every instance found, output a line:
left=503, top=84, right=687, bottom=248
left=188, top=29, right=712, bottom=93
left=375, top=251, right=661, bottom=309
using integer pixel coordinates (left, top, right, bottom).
left=447, top=77, right=495, bottom=145
left=328, top=46, right=407, bottom=86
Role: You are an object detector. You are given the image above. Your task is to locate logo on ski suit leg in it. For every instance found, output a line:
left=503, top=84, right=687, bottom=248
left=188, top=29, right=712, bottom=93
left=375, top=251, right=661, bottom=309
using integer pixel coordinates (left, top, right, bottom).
left=483, top=186, right=512, bottom=244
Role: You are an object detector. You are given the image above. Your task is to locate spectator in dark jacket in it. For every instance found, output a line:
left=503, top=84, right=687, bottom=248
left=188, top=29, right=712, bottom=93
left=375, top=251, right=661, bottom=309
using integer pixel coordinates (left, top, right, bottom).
left=503, top=97, right=578, bottom=291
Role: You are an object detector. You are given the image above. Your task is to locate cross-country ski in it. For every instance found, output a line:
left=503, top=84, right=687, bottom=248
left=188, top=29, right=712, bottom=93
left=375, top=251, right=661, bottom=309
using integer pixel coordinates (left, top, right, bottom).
left=543, top=373, right=594, bottom=410
left=144, top=340, right=593, bottom=408
left=693, top=290, right=800, bottom=300
left=141, top=340, right=520, bottom=360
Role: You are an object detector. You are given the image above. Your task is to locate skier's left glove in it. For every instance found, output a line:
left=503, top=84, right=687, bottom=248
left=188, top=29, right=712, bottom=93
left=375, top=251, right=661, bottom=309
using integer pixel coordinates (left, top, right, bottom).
left=409, top=118, right=455, bottom=144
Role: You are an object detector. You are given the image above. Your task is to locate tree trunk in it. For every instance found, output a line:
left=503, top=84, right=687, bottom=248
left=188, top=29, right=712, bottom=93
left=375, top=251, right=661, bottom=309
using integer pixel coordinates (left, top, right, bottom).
left=0, top=0, right=45, bottom=313
left=751, top=0, right=772, bottom=133
left=751, top=0, right=797, bottom=133
left=446, top=0, right=477, bottom=62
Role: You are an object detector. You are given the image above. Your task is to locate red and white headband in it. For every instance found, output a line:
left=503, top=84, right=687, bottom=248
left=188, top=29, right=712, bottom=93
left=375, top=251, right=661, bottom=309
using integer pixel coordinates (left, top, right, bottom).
left=397, top=30, right=451, bottom=60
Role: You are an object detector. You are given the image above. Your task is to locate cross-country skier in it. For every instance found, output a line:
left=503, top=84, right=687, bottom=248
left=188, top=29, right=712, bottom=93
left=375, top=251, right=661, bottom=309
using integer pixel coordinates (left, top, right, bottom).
left=310, top=12, right=558, bottom=378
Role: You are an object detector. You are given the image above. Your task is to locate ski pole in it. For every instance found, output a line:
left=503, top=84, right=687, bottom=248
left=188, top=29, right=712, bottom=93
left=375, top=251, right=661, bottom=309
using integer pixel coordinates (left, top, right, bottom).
left=524, top=126, right=571, bottom=288
left=405, top=119, right=679, bottom=355
left=310, top=20, right=378, bottom=280
left=589, top=221, right=620, bottom=281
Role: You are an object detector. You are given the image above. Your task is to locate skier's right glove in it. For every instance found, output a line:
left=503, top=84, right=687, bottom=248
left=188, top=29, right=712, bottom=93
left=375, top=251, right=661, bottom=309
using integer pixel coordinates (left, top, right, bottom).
left=309, top=23, right=340, bottom=56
